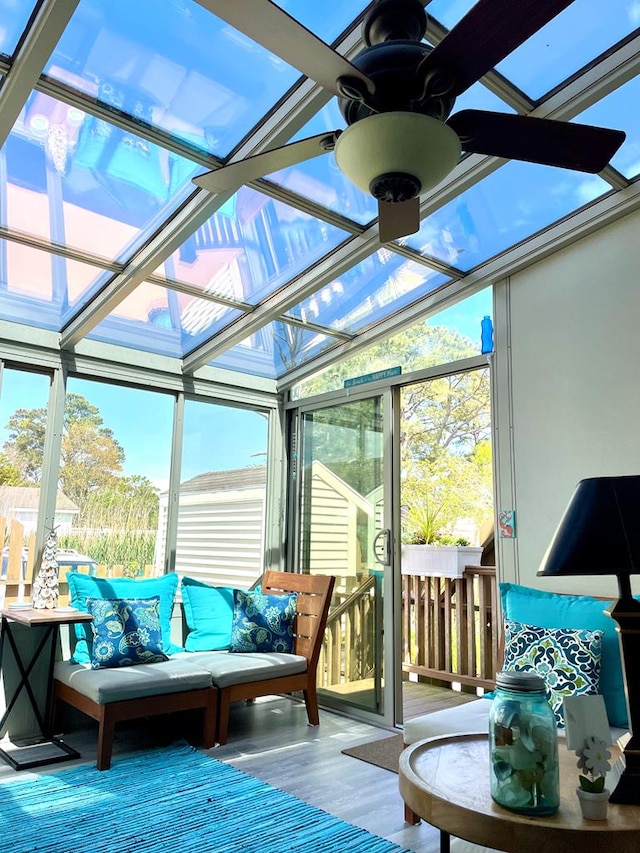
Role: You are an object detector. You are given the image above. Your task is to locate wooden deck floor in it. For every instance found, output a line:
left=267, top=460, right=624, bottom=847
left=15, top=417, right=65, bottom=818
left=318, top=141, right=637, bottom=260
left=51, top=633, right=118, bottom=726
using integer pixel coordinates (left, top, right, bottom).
left=402, top=679, right=480, bottom=721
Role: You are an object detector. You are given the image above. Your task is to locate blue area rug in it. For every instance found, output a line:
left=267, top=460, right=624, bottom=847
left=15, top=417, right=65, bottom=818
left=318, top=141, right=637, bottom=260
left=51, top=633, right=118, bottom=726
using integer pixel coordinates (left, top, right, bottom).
left=0, top=743, right=412, bottom=852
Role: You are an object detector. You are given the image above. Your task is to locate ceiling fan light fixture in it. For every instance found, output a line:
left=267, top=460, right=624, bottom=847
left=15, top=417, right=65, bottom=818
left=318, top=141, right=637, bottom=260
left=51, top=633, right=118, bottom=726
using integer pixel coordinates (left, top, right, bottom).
left=334, top=111, right=461, bottom=202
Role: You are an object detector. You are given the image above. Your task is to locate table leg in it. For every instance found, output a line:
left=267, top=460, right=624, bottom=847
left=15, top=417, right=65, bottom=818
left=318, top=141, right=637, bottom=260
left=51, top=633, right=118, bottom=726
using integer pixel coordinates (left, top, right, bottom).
left=440, top=829, right=451, bottom=853
left=0, top=617, right=81, bottom=770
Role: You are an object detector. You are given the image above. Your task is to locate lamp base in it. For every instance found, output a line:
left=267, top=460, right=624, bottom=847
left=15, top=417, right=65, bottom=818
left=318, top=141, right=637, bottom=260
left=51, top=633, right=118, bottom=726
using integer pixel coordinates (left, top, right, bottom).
left=607, top=596, right=640, bottom=805
left=609, top=731, right=640, bottom=804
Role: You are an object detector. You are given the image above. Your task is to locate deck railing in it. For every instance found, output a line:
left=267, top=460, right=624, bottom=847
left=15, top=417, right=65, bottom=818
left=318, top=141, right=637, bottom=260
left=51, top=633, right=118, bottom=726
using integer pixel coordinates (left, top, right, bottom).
left=321, top=565, right=498, bottom=692
left=401, top=565, right=498, bottom=691
left=319, top=574, right=378, bottom=688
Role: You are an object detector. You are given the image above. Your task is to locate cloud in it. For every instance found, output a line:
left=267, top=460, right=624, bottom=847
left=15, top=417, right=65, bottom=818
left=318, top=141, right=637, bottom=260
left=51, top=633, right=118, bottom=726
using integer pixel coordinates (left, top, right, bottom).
left=629, top=1, right=640, bottom=26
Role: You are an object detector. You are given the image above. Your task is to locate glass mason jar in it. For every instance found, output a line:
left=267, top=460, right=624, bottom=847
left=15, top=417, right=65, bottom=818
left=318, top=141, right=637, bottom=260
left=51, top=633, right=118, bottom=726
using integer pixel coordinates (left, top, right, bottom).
left=489, top=671, right=559, bottom=816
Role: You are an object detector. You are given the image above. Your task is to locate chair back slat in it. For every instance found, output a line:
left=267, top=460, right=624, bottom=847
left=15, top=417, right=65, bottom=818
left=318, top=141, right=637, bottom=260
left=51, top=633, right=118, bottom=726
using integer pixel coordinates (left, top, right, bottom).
left=262, top=570, right=335, bottom=665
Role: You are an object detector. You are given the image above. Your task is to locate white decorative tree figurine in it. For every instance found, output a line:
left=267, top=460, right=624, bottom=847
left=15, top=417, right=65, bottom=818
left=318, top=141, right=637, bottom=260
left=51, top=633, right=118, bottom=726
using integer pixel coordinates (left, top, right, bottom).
left=32, top=528, right=59, bottom=609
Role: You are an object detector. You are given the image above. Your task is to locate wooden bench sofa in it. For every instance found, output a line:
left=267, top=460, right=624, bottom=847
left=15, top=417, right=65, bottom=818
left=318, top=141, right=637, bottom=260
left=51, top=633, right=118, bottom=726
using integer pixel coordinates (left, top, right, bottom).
left=53, top=570, right=335, bottom=769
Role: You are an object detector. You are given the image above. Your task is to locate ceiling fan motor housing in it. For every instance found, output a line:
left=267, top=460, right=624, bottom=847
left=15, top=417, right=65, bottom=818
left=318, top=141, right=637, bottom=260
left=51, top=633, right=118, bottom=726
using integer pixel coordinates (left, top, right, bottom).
left=339, top=41, right=456, bottom=126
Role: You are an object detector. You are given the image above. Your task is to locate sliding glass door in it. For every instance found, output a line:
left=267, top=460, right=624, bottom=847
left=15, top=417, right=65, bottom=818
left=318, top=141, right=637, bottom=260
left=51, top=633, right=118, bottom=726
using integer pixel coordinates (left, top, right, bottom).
left=295, top=391, right=396, bottom=725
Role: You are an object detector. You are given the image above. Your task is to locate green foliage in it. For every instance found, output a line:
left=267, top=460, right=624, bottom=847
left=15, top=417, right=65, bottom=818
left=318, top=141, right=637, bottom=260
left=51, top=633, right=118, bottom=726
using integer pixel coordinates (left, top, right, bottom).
left=58, top=530, right=155, bottom=574
left=3, top=393, right=159, bottom=572
left=0, top=453, right=25, bottom=485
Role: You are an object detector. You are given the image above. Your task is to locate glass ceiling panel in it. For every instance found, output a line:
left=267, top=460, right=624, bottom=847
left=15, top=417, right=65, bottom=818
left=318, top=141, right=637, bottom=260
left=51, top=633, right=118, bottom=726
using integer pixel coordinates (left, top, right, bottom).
left=211, top=320, right=339, bottom=379
left=0, top=0, right=36, bottom=57
left=88, top=281, right=242, bottom=358
left=496, top=0, right=637, bottom=100
left=0, top=237, right=109, bottom=330
left=577, top=75, right=640, bottom=179
left=428, top=0, right=635, bottom=101
left=404, top=161, right=610, bottom=269
left=287, top=251, right=449, bottom=334
left=152, top=187, right=351, bottom=306
left=3, top=90, right=199, bottom=263
left=46, top=0, right=364, bottom=159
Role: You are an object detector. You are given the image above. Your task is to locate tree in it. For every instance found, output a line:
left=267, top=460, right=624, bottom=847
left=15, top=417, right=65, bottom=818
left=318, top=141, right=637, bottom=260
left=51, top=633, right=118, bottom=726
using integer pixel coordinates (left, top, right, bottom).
left=0, top=453, right=25, bottom=485
left=2, top=393, right=125, bottom=509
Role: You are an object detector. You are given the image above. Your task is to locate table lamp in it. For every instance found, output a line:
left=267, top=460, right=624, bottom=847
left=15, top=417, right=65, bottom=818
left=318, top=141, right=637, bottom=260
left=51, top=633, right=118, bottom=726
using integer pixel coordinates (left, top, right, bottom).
left=537, top=475, right=640, bottom=805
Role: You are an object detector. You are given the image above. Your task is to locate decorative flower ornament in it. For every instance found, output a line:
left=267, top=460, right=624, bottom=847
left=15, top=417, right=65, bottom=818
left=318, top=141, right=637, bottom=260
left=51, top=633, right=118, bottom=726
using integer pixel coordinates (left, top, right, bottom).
left=575, top=736, right=611, bottom=793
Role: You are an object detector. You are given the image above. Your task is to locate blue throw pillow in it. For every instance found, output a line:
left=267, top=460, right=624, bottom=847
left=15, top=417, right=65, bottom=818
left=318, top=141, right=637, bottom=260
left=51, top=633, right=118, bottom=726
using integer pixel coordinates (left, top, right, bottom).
left=502, top=619, right=603, bottom=726
left=87, top=596, right=169, bottom=669
left=500, top=583, right=627, bottom=727
left=230, top=589, right=297, bottom=653
left=181, top=577, right=250, bottom=652
left=67, top=572, right=181, bottom=663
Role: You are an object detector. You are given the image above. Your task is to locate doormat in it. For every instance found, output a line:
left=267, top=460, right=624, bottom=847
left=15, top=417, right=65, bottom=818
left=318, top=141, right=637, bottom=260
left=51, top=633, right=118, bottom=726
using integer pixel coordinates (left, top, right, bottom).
left=342, top=733, right=405, bottom=773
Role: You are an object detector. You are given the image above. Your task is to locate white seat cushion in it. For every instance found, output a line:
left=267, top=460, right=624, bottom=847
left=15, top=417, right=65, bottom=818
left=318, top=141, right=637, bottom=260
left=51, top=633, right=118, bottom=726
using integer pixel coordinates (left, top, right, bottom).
left=54, top=659, right=212, bottom=704
left=173, top=650, right=307, bottom=688
left=403, top=698, right=494, bottom=745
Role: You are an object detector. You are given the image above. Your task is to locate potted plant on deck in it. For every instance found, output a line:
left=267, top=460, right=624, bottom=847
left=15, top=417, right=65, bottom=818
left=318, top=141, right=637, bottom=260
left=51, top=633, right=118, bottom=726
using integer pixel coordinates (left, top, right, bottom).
left=401, top=500, right=483, bottom=578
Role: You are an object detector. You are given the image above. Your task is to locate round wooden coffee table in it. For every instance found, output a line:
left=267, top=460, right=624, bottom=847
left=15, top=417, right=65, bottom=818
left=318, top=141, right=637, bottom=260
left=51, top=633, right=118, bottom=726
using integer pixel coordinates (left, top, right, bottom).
left=399, top=733, right=640, bottom=853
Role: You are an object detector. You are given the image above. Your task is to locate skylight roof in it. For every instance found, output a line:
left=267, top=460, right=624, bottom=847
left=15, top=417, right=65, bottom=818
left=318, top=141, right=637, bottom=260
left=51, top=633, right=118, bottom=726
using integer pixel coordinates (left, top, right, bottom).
left=0, top=0, right=638, bottom=386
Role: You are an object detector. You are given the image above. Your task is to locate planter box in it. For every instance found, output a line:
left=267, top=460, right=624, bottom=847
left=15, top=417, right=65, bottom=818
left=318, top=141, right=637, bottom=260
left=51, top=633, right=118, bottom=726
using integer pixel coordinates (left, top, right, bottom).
left=401, top=544, right=483, bottom=578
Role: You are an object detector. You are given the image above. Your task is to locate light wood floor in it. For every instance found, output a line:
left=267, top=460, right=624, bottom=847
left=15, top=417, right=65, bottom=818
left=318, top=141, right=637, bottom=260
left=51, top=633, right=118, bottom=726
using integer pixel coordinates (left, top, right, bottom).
left=0, top=692, right=450, bottom=852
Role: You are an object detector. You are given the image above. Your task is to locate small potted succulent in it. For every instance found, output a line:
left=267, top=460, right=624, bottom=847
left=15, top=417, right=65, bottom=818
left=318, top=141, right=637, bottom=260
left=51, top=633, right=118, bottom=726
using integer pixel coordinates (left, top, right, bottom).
left=575, top=736, right=611, bottom=820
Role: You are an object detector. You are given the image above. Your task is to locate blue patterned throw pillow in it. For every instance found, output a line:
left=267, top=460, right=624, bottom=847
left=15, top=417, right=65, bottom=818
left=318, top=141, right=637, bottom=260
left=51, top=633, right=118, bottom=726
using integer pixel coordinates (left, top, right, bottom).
left=230, top=589, right=297, bottom=653
left=502, top=619, right=603, bottom=726
left=87, top=596, right=169, bottom=669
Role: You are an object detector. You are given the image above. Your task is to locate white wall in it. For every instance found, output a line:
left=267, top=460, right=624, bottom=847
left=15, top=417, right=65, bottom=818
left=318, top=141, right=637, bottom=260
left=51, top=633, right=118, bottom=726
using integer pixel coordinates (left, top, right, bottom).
left=493, top=206, right=640, bottom=597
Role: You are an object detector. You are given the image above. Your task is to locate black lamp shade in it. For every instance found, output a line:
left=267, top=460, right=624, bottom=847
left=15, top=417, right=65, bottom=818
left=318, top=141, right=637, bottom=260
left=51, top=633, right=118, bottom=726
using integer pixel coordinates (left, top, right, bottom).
left=538, top=475, right=640, bottom=578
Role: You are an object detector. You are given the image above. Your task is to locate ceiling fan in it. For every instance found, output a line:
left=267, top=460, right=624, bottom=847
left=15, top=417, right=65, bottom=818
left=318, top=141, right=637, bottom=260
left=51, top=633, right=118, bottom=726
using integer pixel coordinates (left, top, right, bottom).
left=193, top=0, right=625, bottom=243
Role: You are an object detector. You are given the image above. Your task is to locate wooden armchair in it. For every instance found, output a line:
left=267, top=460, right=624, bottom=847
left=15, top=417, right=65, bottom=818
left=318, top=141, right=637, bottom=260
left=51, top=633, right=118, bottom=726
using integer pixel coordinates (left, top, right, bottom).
left=216, top=570, right=335, bottom=745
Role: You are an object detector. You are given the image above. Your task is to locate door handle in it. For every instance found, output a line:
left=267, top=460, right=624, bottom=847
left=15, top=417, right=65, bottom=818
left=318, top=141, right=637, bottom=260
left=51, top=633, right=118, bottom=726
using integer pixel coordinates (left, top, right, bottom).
left=373, top=528, right=391, bottom=566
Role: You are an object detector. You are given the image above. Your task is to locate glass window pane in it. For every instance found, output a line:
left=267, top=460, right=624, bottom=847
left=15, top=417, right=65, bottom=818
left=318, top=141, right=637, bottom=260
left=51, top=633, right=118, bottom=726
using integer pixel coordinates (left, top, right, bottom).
left=46, top=0, right=364, bottom=158
left=404, top=161, right=610, bottom=269
left=153, top=187, right=351, bottom=306
left=0, top=0, right=36, bottom=57
left=0, top=367, right=50, bottom=604
left=287, top=252, right=449, bottom=334
left=171, top=399, right=269, bottom=586
left=88, top=281, right=243, bottom=359
left=211, top=320, right=339, bottom=379
left=0, top=238, right=112, bottom=330
left=63, top=377, right=174, bottom=579
left=4, top=91, right=199, bottom=262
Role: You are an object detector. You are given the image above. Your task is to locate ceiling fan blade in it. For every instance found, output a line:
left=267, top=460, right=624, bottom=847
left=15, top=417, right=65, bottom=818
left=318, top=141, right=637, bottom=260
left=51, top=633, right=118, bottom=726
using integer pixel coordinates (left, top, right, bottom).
left=194, top=0, right=374, bottom=99
left=421, top=0, right=575, bottom=97
left=447, top=110, right=626, bottom=173
left=193, top=132, right=340, bottom=193
left=378, top=197, right=421, bottom=243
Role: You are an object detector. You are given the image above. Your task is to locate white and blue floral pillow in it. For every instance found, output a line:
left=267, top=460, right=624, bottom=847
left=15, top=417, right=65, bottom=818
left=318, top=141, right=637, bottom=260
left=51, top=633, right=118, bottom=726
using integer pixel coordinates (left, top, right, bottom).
left=230, top=589, right=297, bottom=653
left=87, top=596, right=169, bottom=669
left=502, top=619, right=604, bottom=726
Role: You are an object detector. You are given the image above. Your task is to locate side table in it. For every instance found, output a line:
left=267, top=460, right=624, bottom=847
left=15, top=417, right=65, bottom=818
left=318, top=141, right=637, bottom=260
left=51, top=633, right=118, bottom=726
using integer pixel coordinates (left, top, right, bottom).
left=0, top=607, right=93, bottom=770
left=399, top=732, right=640, bottom=853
